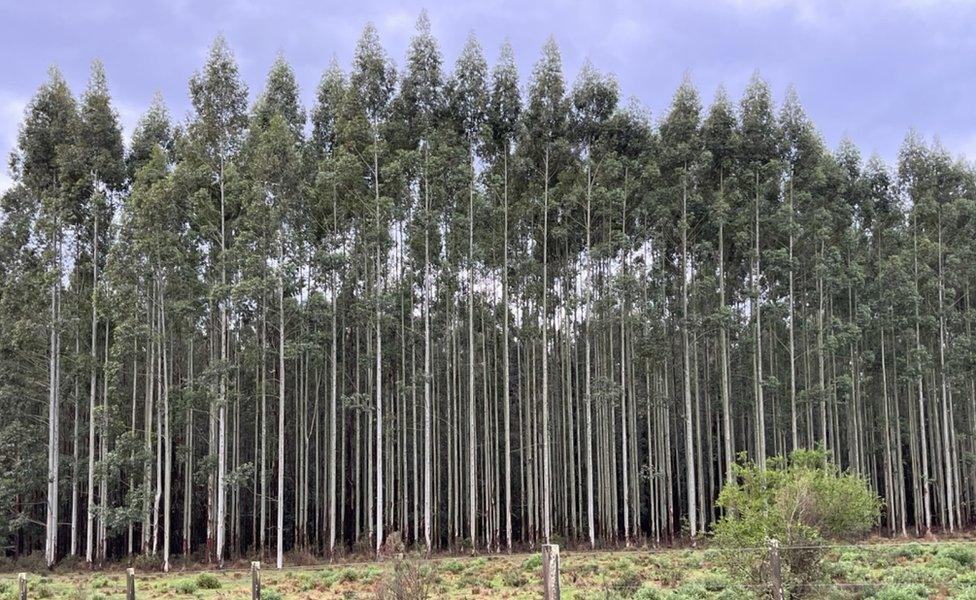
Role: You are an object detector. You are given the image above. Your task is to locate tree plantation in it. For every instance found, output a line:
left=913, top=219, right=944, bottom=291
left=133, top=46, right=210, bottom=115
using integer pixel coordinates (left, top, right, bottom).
left=3, top=14, right=976, bottom=572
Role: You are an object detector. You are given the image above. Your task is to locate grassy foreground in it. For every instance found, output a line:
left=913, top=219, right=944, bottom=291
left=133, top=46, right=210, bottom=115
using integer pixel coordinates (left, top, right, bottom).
left=4, top=539, right=976, bottom=598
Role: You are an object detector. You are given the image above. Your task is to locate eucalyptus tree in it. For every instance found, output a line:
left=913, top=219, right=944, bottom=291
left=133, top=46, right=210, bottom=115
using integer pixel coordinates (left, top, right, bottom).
left=185, top=35, right=249, bottom=565
left=394, top=12, right=444, bottom=552
left=446, top=33, right=489, bottom=551
left=657, top=76, right=703, bottom=539
left=310, top=58, right=348, bottom=557
left=77, top=59, right=125, bottom=565
left=778, top=86, right=821, bottom=452
left=485, top=40, right=520, bottom=552
left=347, top=23, right=397, bottom=555
left=519, top=37, right=570, bottom=544
left=15, top=67, right=84, bottom=567
left=701, top=86, right=738, bottom=480
left=245, top=54, right=306, bottom=567
left=736, top=73, right=780, bottom=468
left=569, top=60, right=617, bottom=548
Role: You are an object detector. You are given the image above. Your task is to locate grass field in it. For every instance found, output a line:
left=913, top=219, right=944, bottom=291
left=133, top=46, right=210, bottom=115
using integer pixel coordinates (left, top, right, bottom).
left=4, top=538, right=976, bottom=598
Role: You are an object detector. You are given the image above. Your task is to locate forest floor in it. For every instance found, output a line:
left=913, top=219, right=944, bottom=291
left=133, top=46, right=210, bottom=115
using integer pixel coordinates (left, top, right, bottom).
left=4, top=536, right=976, bottom=598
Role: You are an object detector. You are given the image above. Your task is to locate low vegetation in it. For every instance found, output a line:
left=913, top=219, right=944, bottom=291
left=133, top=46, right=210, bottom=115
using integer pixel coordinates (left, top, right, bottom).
left=714, top=449, right=882, bottom=596
left=2, top=540, right=976, bottom=598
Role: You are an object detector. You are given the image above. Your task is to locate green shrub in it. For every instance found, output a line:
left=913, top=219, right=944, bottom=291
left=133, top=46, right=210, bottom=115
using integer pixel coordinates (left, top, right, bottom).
left=501, top=570, right=528, bottom=588
left=937, top=544, right=975, bottom=568
left=195, top=573, right=221, bottom=589
left=133, top=552, right=162, bottom=572
left=714, top=449, right=880, bottom=597
left=375, top=557, right=434, bottom=600
left=172, top=579, right=197, bottom=594
left=440, top=559, right=464, bottom=574
left=523, top=554, right=542, bottom=571
left=686, top=571, right=731, bottom=592
left=632, top=586, right=668, bottom=600
left=884, top=564, right=953, bottom=587
left=608, top=566, right=642, bottom=597
left=872, top=583, right=931, bottom=600
left=957, top=571, right=976, bottom=588
left=888, top=543, right=925, bottom=560
left=261, top=588, right=283, bottom=600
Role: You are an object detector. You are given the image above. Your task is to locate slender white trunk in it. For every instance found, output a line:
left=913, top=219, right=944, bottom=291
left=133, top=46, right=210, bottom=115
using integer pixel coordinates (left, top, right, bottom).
left=423, top=144, right=433, bottom=554
left=216, top=159, right=228, bottom=565
left=45, top=221, right=61, bottom=568
left=681, top=170, right=697, bottom=539
left=86, top=212, right=98, bottom=563
left=541, top=145, right=551, bottom=544
left=276, top=231, right=286, bottom=569
left=467, top=150, right=477, bottom=551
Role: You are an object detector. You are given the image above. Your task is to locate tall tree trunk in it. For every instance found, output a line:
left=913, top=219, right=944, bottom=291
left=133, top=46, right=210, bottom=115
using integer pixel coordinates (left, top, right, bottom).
left=682, top=169, right=697, bottom=539
left=276, top=232, right=286, bottom=569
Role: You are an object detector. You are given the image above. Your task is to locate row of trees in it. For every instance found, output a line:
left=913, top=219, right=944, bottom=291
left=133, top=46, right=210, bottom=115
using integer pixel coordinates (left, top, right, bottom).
left=2, top=14, right=975, bottom=571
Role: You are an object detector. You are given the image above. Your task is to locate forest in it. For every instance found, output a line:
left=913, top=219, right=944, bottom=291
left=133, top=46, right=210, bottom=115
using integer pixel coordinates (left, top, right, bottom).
left=1, top=12, right=974, bottom=573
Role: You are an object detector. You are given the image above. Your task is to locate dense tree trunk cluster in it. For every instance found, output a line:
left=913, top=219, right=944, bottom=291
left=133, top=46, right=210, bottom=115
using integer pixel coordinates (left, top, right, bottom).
left=2, top=15, right=976, bottom=569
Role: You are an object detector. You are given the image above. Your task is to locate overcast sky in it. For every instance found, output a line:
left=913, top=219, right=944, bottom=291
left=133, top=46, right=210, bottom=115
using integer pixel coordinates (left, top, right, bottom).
left=1, top=0, right=973, bottom=191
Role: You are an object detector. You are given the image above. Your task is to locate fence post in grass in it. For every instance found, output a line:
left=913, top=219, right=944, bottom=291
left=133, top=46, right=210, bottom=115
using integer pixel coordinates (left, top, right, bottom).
left=17, top=572, right=26, bottom=600
left=769, top=538, right=783, bottom=600
left=125, top=568, right=135, bottom=600
left=251, top=561, right=261, bottom=599
left=542, top=544, right=560, bottom=600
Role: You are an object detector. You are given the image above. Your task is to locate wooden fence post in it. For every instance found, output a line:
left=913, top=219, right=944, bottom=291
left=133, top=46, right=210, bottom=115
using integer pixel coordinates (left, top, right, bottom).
left=769, top=538, right=783, bottom=600
left=17, top=572, right=26, bottom=600
left=542, top=544, right=560, bottom=600
left=251, top=561, right=261, bottom=599
left=125, top=568, right=135, bottom=600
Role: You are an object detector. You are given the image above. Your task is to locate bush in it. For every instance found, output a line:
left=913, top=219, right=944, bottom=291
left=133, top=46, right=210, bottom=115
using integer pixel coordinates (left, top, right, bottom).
left=14, top=552, right=46, bottom=573
left=172, top=579, right=197, bottom=594
left=501, top=570, right=528, bottom=588
left=440, top=559, right=464, bottom=575
left=374, top=556, right=434, bottom=600
left=714, top=449, right=881, bottom=597
left=261, top=588, right=283, bottom=600
left=195, top=573, right=221, bottom=589
left=873, top=584, right=931, bottom=600
left=523, top=554, right=542, bottom=571
left=603, top=566, right=642, bottom=597
left=133, top=552, right=162, bottom=572
left=937, top=544, right=975, bottom=568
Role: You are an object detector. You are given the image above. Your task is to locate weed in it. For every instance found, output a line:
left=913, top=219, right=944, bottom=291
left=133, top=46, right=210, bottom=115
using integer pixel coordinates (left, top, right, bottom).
left=194, top=572, right=221, bottom=589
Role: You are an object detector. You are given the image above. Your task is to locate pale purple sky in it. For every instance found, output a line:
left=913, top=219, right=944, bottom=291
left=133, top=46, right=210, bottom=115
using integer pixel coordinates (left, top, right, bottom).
left=1, top=0, right=974, bottom=190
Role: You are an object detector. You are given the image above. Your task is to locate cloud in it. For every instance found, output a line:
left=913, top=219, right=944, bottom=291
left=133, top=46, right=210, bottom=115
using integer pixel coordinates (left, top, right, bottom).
left=716, top=0, right=828, bottom=23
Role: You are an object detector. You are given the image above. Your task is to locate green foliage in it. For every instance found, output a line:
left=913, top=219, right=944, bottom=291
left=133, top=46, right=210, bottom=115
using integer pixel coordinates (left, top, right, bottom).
left=872, top=584, right=931, bottom=600
left=714, top=449, right=880, bottom=596
left=172, top=579, right=197, bottom=594
left=500, top=570, right=527, bottom=588
left=523, top=554, right=542, bottom=571
left=375, top=556, right=434, bottom=600
left=194, top=573, right=221, bottom=589
left=936, top=544, right=975, bottom=568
